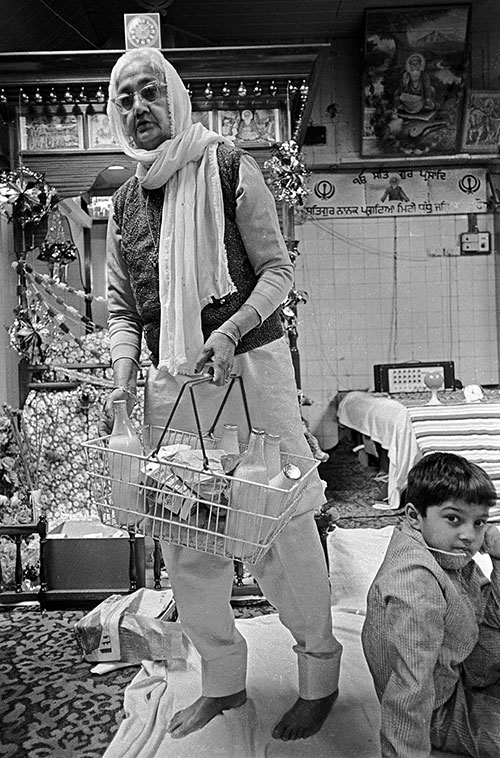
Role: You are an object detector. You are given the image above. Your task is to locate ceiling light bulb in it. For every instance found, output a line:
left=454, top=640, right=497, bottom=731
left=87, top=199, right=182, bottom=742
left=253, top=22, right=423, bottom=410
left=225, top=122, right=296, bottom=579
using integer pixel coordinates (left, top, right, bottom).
left=237, top=81, right=247, bottom=97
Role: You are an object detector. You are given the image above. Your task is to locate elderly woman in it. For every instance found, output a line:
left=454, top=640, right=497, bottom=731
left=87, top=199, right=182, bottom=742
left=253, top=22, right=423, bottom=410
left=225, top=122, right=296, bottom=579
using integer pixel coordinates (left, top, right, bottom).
left=101, top=48, right=342, bottom=742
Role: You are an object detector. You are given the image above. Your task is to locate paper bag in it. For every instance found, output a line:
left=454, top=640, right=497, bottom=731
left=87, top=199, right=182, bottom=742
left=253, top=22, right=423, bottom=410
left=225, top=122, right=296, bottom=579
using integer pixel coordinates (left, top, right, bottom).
left=74, top=588, right=188, bottom=665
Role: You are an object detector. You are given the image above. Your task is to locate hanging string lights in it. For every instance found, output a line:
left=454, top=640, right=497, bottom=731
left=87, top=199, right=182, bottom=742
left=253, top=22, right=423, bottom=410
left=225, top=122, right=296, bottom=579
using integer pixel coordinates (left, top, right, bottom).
left=5, top=79, right=304, bottom=105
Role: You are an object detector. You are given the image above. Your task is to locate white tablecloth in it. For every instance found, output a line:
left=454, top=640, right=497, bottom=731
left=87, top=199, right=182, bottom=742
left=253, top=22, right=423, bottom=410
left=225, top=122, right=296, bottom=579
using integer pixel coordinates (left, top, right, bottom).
left=338, top=391, right=500, bottom=517
left=337, top=391, right=421, bottom=509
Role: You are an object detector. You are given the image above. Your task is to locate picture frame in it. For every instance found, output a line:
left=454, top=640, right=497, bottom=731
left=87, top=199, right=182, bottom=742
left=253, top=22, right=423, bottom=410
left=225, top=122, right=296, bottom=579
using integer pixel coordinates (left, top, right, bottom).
left=86, top=108, right=119, bottom=151
left=192, top=110, right=214, bottom=130
left=361, top=5, right=471, bottom=158
left=461, top=91, right=500, bottom=153
left=217, top=108, right=280, bottom=146
left=19, top=106, right=84, bottom=152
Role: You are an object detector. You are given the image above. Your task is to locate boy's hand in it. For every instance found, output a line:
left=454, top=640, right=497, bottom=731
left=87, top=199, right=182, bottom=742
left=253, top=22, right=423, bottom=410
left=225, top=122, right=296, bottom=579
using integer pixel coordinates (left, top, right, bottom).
left=481, top=525, right=500, bottom=560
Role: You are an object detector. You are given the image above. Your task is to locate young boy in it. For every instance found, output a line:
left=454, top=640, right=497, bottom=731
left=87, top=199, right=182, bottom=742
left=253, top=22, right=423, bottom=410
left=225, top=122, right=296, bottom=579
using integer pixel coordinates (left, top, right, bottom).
left=362, top=452, right=500, bottom=758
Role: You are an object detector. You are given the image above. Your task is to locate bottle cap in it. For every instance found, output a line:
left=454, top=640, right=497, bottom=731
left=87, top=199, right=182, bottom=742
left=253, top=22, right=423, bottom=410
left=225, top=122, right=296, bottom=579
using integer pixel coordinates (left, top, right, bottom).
left=282, top=463, right=301, bottom=481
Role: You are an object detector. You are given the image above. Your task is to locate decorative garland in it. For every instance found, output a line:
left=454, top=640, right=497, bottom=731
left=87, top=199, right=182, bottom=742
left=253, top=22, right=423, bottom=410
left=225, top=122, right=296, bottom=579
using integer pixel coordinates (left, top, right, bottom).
left=20, top=265, right=100, bottom=332
left=264, top=140, right=311, bottom=207
left=9, top=262, right=106, bottom=362
left=17, top=261, right=107, bottom=304
left=48, top=365, right=113, bottom=389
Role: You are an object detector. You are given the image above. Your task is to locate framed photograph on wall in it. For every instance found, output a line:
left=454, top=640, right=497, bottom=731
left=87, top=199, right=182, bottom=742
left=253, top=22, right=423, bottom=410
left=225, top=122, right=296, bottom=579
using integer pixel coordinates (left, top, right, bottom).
left=86, top=108, right=119, bottom=151
left=461, top=91, right=500, bottom=153
left=361, top=5, right=471, bottom=158
left=217, top=108, right=280, bottom=146
left=192, top=110, right=214, bottom=130
left=19, top=108, right=84, bottom=152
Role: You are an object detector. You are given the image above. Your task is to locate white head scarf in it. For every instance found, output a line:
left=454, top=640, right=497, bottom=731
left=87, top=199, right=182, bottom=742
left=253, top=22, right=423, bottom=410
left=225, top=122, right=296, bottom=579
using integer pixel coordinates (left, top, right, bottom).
left=108, top=49, right=235, bottom=375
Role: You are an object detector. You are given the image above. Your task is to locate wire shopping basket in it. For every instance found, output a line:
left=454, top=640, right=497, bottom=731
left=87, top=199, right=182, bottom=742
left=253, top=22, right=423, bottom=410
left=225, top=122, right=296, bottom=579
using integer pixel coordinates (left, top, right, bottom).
left=82, top=376, right=319, bottom=564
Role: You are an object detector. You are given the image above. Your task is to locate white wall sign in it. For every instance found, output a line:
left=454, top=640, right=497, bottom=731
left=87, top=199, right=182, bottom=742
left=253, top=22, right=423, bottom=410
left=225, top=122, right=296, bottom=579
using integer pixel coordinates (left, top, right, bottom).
left=305, top=167, right=488, bottom=219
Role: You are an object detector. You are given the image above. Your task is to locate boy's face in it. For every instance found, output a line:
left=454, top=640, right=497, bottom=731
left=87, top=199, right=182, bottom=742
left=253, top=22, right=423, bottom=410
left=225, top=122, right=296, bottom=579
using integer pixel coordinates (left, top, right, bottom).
left=409, top=498, right=490, bottom=556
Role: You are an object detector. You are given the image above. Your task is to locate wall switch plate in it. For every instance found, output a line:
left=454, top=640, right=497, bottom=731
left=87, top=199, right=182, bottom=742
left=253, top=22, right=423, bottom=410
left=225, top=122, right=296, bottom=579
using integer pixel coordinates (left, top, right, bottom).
left=460, top=231, right=491, bottom=254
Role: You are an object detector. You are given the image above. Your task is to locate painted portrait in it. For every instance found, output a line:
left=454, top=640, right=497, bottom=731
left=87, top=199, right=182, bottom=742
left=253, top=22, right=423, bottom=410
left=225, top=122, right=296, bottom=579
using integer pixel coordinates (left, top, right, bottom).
left=192, top=110, right=214, bottom=130
left=462, top=91, right=500, bottom=153
left=87, top=112, right=118, bottom=150
left=217, top=108, right=280, bottom=146
left=362, top=5, right=471, bottom=157
left=19, top=110, right=84, bottom=152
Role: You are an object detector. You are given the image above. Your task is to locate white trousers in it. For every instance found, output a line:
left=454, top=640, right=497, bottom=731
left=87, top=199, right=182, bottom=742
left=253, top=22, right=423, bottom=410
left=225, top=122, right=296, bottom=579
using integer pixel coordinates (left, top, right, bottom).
left=162, top=509, right=342, bottom=699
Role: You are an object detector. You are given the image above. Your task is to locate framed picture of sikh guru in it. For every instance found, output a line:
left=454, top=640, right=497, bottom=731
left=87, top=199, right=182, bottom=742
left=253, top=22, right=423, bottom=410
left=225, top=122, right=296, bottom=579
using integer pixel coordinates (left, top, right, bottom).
left=361, top=5, right=471, bottom=158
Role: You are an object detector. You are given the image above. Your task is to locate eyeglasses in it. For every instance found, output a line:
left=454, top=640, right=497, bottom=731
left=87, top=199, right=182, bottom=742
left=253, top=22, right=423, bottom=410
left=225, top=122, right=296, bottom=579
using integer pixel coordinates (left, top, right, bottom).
left=112, top=81, right=167, bottom=114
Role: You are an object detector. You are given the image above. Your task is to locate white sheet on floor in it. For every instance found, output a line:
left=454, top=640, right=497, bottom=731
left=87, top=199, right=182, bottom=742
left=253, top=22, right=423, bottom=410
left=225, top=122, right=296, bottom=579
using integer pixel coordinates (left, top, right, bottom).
left=103, top=611, right=380, bottom=758
left=103, top=527, right=469, bottom=758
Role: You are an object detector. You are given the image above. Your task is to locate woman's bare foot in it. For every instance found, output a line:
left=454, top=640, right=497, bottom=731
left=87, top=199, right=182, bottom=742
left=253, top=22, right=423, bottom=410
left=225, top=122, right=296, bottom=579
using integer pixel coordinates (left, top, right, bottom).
left=272, top=689, right=338, bottom=741
left=167, top=690, right=247, bottom=739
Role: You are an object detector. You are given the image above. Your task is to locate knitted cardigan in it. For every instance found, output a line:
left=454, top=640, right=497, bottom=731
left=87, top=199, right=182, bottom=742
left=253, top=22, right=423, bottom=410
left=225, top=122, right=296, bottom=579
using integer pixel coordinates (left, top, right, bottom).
left=112, top=143, right=284, bottom=365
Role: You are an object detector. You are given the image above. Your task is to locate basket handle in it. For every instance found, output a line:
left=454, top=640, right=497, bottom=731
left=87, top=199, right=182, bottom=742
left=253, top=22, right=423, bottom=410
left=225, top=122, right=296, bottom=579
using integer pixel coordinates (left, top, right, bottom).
left=152, top=374, right=252, bottom=468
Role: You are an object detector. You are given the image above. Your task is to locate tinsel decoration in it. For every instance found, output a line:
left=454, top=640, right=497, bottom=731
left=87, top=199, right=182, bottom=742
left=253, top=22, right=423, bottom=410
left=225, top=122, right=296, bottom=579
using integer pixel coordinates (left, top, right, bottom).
left=8, top=303, right=51, bottom=364
left=281, top=288, right=308, bottom=337
left=0, top=165, right=57, bottom=229
left=38, top=208, right=78, bottom=264
left=264, top=140, right=311, bottom=207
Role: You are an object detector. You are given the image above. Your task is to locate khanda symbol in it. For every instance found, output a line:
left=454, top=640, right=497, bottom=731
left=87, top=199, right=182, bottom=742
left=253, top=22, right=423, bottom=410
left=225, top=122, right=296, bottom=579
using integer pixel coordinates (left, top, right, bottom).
left=458, top=175, right=480, bottom=194
left=314, top=180, right=335, bottom=200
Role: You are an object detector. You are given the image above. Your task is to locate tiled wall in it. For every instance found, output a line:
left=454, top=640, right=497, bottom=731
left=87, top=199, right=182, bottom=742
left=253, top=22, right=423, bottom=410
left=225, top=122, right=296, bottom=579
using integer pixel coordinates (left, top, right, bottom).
left=294, top=210, right=498, bottom=448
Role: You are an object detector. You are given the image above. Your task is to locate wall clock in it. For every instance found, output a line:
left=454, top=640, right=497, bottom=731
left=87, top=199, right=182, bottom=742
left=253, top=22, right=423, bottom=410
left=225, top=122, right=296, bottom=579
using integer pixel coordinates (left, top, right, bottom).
left=124, top=13, right=161, bottom=49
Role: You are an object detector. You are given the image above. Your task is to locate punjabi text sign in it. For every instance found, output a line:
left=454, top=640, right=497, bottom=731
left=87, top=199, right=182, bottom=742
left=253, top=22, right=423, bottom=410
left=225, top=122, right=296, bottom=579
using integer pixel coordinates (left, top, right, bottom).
left=305, top=167, right=487, bottom=219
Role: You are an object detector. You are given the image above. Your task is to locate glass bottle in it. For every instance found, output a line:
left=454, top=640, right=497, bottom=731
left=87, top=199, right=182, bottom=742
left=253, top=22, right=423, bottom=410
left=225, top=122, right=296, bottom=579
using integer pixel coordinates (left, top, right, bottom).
left=264, top=432, right=281, bottom=479
left=219, top=424, right=240, bottom=455
left=263, top=463, right=302, bottom=542
left=107, top=400, right=144, bottom=527
left=225, top=428, right=268, bottom=560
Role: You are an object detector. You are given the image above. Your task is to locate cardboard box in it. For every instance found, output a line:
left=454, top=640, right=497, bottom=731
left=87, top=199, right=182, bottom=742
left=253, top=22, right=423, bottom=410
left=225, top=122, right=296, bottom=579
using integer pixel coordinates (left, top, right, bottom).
left=45, top=519, right=145, bottom=593
left=74, top=587, right=187, bottom=665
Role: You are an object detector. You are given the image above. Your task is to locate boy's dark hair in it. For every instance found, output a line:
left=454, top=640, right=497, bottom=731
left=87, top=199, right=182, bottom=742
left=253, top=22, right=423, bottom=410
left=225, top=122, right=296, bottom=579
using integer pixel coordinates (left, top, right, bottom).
left=406, top=452, right=497, bottom=514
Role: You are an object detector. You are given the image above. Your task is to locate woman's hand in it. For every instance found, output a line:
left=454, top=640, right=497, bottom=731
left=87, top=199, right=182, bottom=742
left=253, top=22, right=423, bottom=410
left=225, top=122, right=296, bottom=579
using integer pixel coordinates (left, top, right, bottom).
left=194, top=331, right=236, bottom=386
left=481, top=525, right=500, bottom=560
left=98, top=387, right=136, bottom=437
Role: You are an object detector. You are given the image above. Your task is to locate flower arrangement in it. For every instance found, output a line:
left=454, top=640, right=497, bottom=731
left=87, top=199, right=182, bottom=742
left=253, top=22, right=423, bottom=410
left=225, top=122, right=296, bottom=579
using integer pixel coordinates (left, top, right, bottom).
left=264, top=140, right=311, bottom=207
left=0, top=411, right=22, bottom=517
left=0, top=405, right=42, bottom=591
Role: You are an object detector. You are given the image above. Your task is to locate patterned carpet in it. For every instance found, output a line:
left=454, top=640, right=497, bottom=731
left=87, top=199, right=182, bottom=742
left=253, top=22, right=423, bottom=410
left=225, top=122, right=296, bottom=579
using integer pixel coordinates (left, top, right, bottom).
left=319, top=435, right=404, bottom=529
left=0, top=608, right=140, bottom=758
left=0, top=435, right=400, bottom=757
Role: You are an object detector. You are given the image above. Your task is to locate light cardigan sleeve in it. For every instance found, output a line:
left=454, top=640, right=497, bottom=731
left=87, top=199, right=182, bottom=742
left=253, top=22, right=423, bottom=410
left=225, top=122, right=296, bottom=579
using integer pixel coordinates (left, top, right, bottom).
left=106, top=216, right=143, bottom=364
left=235, top=152, right=294, bottom=322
